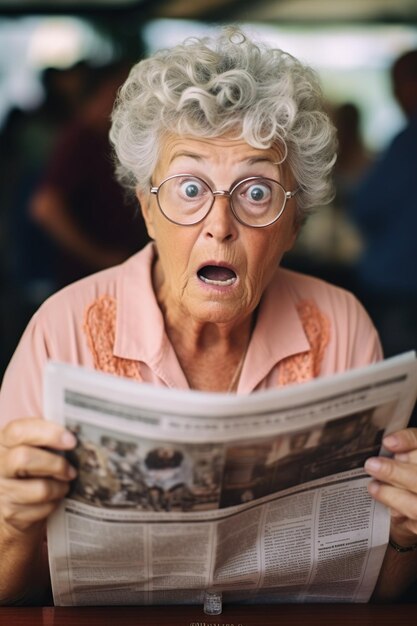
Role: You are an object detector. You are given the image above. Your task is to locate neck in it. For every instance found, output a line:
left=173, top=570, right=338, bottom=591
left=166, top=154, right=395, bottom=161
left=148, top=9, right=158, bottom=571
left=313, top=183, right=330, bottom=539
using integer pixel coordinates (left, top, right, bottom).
left=168, top=315, right=253, bottom=356
left=164, top=306, right=254, bottom=393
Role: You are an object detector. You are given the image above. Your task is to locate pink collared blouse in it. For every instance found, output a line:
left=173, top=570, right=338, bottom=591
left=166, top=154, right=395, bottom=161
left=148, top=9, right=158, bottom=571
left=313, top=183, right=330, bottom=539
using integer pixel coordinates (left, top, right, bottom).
left=0, top=244, right=382, bottom=427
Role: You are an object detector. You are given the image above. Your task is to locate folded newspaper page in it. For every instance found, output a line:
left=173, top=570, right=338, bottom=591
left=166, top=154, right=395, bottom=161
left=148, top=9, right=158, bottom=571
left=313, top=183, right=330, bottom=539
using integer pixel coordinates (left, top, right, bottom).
left=44, top=352, right=417, bottom=606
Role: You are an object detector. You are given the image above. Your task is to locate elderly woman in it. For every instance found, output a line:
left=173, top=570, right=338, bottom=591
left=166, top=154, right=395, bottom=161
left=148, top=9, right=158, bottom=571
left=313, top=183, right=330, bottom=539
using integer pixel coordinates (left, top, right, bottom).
left=0, top=28, right=416, bottom=605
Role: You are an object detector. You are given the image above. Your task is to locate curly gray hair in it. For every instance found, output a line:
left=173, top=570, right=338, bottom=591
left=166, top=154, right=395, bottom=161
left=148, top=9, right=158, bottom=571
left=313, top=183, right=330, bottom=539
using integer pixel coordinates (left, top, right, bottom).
left=110, top=27, right=337, bottom=219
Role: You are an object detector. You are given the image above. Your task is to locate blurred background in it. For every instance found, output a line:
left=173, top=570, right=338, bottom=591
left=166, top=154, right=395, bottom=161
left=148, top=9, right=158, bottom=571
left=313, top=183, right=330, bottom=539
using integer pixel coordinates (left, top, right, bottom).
left=1, top=0, right=417, bottom=380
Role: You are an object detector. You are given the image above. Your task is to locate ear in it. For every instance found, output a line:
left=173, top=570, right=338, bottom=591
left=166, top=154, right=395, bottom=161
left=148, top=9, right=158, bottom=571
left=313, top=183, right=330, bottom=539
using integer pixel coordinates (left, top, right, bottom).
left=136, top=187, right=156, bottom=240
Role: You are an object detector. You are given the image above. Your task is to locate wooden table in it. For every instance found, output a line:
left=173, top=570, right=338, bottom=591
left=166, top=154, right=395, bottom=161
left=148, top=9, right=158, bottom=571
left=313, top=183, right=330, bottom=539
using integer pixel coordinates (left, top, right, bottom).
left=0, top=604, right=415, bottom=625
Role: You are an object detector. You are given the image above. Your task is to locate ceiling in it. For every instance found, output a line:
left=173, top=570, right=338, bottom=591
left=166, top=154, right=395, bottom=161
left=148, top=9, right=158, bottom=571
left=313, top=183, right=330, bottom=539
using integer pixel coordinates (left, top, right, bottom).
left=0, top=0, right=416, bottom=23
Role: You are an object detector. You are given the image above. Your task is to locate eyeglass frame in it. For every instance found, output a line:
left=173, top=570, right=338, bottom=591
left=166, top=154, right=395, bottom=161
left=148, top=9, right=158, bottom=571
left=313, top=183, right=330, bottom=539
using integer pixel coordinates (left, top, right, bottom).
left=149, top=174, right=299, bottom=228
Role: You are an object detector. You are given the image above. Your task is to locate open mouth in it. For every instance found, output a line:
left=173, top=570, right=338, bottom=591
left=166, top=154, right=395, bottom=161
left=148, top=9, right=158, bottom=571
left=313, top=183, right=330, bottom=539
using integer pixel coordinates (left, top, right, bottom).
left=197, top=265, right=237, bottom=286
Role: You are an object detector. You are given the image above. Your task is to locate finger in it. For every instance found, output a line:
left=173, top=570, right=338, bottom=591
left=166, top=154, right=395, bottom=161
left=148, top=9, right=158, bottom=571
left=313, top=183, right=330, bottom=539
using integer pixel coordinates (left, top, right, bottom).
left=1, top=445, right=77, bottom=481
left=0, top=477, right=71, bottom=506
left=365, top=456, right=417, bottom=492
left=383, top=428, right=417, bottom=453
left=368, top=480, right=417, bottom=522
left=0, top=418, right=77, bottom=451
left=389, top=508, right=407, bottom=520
left=394, top=450, right=417, bottom=464
left=2, top=500, right=64, bottom=532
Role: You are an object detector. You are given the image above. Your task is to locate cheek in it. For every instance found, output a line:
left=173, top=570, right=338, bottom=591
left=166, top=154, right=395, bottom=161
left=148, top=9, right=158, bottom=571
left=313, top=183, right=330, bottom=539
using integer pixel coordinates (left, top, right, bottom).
left=154, top=222, right=196, bottom=276
left=243, top=224, right=296, bottom=295
left=247, top=228, right=291, bottom=272
left=243, top=244, right=275, bottom=300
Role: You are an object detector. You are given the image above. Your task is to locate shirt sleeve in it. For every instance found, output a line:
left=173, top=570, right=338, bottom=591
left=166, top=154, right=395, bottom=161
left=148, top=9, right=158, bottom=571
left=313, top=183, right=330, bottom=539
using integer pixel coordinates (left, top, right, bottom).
left=322, top=286, right=383, bottom=375
left=0, top=310, right=50, bottom=428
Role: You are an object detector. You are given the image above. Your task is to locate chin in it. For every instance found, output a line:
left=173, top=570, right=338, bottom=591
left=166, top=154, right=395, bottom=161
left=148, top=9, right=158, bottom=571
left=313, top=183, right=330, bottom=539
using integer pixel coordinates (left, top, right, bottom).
left=190, top=302, right=246, bottom=325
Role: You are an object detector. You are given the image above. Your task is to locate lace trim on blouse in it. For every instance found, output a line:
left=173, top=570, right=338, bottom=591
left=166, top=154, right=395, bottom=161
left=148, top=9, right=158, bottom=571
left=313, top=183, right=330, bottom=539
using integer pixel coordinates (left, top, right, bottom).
left=84, top=295, right=142, bottom=381
left=277, top=300, right=330, bottom=386
left=83, top=296, right=329, bottom=387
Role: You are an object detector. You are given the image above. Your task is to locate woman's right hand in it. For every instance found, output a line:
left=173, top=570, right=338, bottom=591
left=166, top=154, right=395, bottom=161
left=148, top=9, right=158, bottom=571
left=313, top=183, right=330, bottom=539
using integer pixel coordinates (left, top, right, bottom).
left=0, top=418, right=77, bottom=534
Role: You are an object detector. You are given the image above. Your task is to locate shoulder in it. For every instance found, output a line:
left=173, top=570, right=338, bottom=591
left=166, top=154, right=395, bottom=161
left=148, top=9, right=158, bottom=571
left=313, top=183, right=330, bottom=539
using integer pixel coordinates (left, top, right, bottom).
left=34, top=264, right=120, bottom=332
left=274, top=268, right=382, bottom=372
left=276, top=267, right=375, bottom=332
left=276, top=267, right=361, bottom=311
left=38, top=246, right=150, bottom=317
left=21, top=246, right=152, bottom=360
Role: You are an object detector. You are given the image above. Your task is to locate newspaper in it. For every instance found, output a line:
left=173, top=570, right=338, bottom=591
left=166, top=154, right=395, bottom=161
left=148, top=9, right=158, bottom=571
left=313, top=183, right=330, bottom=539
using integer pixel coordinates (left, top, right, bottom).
left=44, top=352, right=417, bottom=606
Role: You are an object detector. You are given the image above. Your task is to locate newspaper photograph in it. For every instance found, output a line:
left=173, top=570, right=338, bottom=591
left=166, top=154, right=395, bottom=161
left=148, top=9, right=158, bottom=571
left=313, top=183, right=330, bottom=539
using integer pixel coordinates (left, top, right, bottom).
left=44, top=352, right=417, bottom=606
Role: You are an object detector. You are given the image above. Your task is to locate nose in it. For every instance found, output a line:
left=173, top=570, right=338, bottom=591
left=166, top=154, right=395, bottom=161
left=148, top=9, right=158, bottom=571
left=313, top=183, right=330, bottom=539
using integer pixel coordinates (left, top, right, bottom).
left=203, top=192, right=239, bottom=242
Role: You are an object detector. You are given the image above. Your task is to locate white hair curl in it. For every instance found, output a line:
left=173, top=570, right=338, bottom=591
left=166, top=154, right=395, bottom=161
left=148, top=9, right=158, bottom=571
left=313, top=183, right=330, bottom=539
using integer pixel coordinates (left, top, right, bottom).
left=109, top=27, right=337, bottom=219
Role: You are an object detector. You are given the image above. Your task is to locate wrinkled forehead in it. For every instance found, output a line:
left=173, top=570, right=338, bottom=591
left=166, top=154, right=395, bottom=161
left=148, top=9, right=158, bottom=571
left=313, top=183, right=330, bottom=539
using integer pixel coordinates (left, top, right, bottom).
left=153, top=132, right=291, bottom=183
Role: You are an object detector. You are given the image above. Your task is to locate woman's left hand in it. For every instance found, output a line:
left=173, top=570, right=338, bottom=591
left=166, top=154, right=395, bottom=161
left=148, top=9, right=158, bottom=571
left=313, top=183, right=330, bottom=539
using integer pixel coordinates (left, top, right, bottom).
left=365, top=427, right=417, bottom=547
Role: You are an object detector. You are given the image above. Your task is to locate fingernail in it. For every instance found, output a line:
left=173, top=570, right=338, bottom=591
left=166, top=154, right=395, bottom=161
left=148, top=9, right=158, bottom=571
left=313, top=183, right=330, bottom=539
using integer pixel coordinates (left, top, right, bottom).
left=383, top=434, right=400, bottom=449
left=61, top=431, right=77, bottom=447
left=68, top=466, right=77, bottom=479
left=368, top=480, right=379, bottom=495
left=365, top=458, right=382, bottom=472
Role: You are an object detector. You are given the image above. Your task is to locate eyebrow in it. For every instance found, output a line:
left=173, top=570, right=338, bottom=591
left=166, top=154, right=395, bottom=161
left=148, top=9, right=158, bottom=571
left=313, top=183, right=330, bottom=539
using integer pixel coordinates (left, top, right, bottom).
left=247, top=156, right=279, bottom=166
left=169, top=152, right=278, bottom=166
left=169, top=151, right=203, bottom=164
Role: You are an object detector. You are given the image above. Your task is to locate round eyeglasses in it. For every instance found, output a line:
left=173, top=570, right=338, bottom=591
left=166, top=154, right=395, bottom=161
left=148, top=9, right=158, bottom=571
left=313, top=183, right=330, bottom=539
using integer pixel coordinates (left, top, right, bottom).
left=150, top=174, right=299, bottom=228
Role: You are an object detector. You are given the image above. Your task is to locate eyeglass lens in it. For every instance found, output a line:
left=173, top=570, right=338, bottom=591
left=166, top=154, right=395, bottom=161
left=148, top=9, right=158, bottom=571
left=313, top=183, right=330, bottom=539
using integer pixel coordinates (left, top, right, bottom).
left=156, top=176, right=287, bottom=227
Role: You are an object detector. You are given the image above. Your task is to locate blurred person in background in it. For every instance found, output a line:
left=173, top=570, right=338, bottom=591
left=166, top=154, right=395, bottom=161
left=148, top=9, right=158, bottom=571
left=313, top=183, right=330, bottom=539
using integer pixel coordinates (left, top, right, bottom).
left=0, top=62, right=91, bottom=377
left=29, top=61, right=149, bottom=289
left=333, top=102, right=374, bottom=213
left=282, top=102, right=372, bottom=291
left=1, top=62, right=91, bottom=293
left=350, top=49, right=417, bottom=359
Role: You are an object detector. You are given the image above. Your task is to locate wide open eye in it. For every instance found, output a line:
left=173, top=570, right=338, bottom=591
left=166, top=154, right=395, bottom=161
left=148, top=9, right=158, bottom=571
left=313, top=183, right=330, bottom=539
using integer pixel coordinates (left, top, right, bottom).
left=158, top=175, right=211, bottom=224
left=236, top=179, right=274, bottom=213
left=232, top=178, right=286, bottom=226
left=244, top=182, right=271, bottom=204
left=177, top=177, right=207, bottom=201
